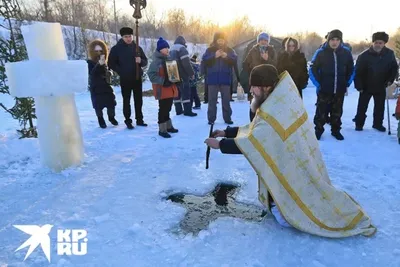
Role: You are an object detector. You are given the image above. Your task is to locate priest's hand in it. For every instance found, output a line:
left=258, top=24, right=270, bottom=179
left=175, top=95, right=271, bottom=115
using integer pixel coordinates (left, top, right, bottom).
left=204, top=138, right=220, bottom=149
left=135, top=57, right=141, bottom=64
left=211, top=129, right=225, bottom=138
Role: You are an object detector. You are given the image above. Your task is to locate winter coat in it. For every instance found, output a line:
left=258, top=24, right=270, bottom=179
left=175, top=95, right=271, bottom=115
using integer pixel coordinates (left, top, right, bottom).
left=354, top=46, right=399, bottom=94
left=310, top=43, right=354, bottom=94
left=169, top=36, right=194, bottom=81
left=108, top=38, right=148, bottom=83
left=277, top=50, right=309, bottom=90
left=240, top=44, right=277, bottom=92
left=87, top=40, right=116, bottom=110
left=243, top=44, right=277, bottom=73
left=147, top=50, right=179, bottom=100
left=202, top=44, right=238, bottom=86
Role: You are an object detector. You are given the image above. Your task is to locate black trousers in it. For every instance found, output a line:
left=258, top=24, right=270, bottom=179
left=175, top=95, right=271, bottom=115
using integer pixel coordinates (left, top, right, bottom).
left=314, top=91, right=345, bottom=133
left=354, top=91, right=386, bottom=127
left=121, top=79, right=143, bottom=123
left=95, top=107, right=115, bottom=119
left=158, top=98, right=173, bottom=124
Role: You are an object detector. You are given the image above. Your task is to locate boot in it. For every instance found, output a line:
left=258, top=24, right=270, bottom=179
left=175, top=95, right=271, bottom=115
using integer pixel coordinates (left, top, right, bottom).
left=158, top=122, right=171, bottom=138
left=331, top=131, right=344, bottom=140
left=109, top=117, right=118, bottom=126
left=137, top=120, right=148, bottom=127
left=372, top=125, right=386, bottom=132
left=98, top=117, right=107, bottom=128
left=166, top=119, right=178, bottom=133
left=125, top=120, right=134, bottom=129
left=183, top=102, right=197, bottom=117
left=315, top=131, right=323, bottom=140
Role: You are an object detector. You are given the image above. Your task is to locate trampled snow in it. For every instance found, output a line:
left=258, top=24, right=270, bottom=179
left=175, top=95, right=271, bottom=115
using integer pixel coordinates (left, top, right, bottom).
left=0, top=84, right=399, bottom=267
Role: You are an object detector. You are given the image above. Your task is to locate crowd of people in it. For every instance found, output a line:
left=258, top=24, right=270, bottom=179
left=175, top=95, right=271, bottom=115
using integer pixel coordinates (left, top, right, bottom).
left=86, top=27, right=400, bottom=142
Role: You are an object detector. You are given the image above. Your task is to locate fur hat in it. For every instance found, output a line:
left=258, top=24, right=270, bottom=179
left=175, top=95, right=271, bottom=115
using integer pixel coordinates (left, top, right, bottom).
left=120, top=27, right=133, bottom=36
left=156, top=37, right=170, bottom=52
left=257, top=32, right=270, bottom=43
left=250, top=64, right=279, bottom=88
left=327, top=29, right=343, bottom=41
left=372, top=32, right=389, bottom=43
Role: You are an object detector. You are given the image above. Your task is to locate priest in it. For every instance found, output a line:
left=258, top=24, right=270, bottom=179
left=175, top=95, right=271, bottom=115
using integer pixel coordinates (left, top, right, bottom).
left=204, top=64, right=377, bottom=238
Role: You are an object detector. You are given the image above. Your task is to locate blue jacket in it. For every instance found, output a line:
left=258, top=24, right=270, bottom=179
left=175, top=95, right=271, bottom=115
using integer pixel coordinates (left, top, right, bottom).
left=202, top=45, right=238, bottom=86
left=309, top=42, right=354, bottom=94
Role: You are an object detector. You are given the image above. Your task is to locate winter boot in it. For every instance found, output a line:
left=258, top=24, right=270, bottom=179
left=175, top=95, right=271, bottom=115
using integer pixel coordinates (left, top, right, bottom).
left=372, top=125, right=386, bottom=132
left=355, top=125, right=363, bottom=131
left=166, top=119, right=178, bottom=133
left=137, top=120, right=148, bottom=127
left=183, top=102, right=197, bottom=117
left=158, top=122, right=171, bottom=138
left=315, top=129, right=324, bottom=140
left=125, top=120, right=134, bottom=130
left=331, top=131, right=344, bottom=140
left=98, top=117, right=107, bottom=128
left=109, top=117, right=118, bottom=126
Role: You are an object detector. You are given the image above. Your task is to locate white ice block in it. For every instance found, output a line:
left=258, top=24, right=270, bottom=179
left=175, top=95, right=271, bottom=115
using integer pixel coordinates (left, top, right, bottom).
left=5, top=60, right=88, bottom=97
left=4, top=22, right=85, bottom=172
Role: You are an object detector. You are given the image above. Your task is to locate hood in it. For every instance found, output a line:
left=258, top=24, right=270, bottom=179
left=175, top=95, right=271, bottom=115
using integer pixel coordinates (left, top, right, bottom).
left=88, top=39, right=108, bottom=61
left=174, top=36, right=187, bottom=47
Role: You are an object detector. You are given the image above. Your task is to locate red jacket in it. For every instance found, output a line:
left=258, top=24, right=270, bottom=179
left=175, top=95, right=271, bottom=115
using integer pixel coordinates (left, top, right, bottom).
left=395, top=97, right=400, bottom=119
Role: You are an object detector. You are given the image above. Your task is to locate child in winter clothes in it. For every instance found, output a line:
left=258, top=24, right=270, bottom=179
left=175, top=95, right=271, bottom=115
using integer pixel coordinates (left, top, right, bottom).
left=190, top=55, right=201, bottom=109
left=147, top=37, right=179, bottom=138
left=87, top=39, right=118, bottom=128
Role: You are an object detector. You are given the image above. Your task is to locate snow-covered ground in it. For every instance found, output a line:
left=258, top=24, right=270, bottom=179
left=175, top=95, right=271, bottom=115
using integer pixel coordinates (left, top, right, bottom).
left=0, top=84, right=399, bottom=267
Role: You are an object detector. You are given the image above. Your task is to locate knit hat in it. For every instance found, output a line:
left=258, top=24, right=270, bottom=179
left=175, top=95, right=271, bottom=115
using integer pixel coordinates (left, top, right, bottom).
left=257, top=32, right=270, bottom=43
left=156, top=37, right=170, bottom=52
left=372, top=32, right=389, bottom=43
left=250, top=64, right=279, bottom=88
left=213, top=32, right=226, bottom=42
left=327, top=29, right=343, bottom=41
left=120, top=27, right=133, bottom=36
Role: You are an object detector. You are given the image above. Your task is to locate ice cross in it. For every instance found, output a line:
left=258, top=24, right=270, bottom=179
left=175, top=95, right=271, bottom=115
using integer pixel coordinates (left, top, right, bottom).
left=5, top=22, right=88, bottom=172
left=166, top=183, right=267, bottom=235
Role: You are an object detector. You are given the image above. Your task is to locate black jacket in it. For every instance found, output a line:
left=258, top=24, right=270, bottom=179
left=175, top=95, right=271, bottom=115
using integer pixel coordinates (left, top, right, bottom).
left=87, top=60, right=116, bottom=109
left=277, top=50, right=309, bottom=90
left=310, top=43, right=354, bottom=94
left=108, top=39, right=148, bottom=82
left=354, top=46, right=399, bottom=94
left=219, top=127, right=242, bottom=154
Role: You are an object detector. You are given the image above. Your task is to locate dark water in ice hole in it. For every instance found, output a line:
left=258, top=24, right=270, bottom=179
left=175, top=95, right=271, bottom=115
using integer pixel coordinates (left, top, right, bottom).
left=166, top=183, right=268, bottom=235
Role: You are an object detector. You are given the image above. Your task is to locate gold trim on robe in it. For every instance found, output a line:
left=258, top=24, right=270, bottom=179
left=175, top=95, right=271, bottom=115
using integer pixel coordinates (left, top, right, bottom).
left=234, top=71, right=377, bottom=238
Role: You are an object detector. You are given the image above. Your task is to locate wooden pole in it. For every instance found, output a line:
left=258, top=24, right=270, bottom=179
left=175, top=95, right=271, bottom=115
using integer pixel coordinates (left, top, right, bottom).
left=135, top=18, right=140, bottom=80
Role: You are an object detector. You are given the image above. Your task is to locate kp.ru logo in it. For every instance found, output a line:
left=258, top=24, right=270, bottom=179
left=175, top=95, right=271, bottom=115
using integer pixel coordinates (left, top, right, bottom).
left=13, top=224, right=88, bottom=262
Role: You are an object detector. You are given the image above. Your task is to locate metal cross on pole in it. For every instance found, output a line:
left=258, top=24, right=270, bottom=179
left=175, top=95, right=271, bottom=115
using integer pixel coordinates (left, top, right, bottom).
left=130, top=0, right=147, bottom=80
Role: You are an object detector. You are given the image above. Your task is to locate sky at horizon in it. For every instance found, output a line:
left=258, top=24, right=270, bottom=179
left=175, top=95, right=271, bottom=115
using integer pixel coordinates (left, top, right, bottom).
left=116, top=0, right=399, bottom=42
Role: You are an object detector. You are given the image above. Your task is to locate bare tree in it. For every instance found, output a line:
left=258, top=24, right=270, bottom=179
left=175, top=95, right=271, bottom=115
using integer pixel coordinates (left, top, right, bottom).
left=165, top=8, right=186, bottom=39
